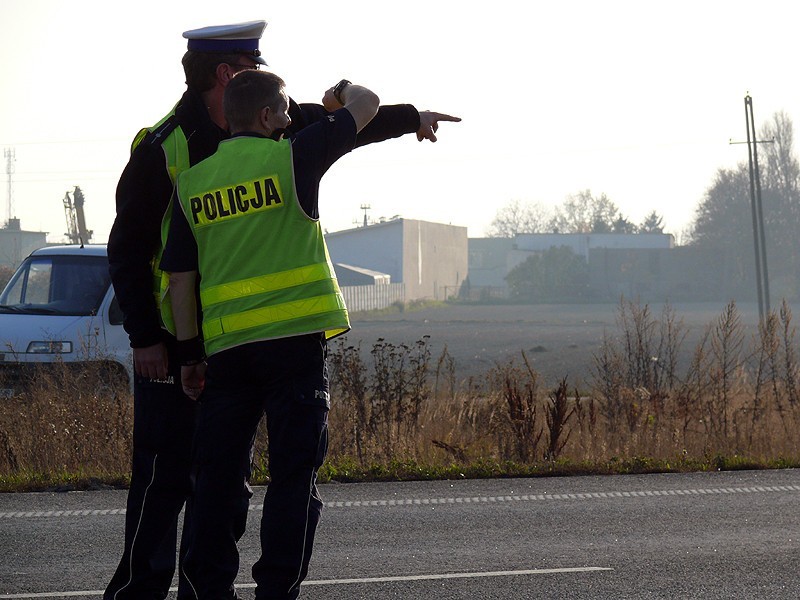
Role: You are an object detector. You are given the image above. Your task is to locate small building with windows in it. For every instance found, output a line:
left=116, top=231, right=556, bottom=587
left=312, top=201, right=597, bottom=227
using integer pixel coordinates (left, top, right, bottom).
left=467, top=233, right=676, bottom=300
left=512, top=233, right=674, bottom=264
left=0, top=219, right=48, bottom=270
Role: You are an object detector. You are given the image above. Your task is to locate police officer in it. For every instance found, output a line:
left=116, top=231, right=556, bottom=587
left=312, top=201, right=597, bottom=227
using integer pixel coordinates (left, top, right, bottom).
left=162, top=70, right=377, bottom=599
left=106, top=19, right=460, bottom=600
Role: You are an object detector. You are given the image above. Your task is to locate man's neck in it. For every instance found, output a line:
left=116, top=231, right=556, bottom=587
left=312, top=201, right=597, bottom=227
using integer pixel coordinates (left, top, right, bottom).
left=202, top=87, right=226, bottom=130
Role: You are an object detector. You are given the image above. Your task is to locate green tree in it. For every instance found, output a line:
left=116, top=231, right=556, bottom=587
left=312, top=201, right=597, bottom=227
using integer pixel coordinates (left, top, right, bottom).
left=505, top=246, right=589, bottom=302
left=639, top=210, right=664, bottom=233
left=689, top=165, right=751, bottom=248
left=0, top=265, right=13, bottom=290
left=613, top=215, right=638, bottom=234
left=689, top=111, right=800, bottom=300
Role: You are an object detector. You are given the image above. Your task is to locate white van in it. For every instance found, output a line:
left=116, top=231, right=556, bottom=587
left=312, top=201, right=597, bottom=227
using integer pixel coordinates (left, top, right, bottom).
left=0, top=244, right=132, bottom=397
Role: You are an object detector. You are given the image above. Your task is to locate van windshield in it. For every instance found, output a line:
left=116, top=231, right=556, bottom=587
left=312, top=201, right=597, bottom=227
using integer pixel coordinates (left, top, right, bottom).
left=0, top=255, right=110, bottom=316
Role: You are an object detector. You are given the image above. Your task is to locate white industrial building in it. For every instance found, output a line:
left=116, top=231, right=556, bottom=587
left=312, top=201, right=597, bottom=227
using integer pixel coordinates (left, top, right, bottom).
left=325, top=218, right=468, bottom=303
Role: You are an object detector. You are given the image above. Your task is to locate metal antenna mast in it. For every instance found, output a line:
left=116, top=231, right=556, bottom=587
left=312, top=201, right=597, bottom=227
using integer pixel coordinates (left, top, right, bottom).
left=3, top=147, right=14, bottom=226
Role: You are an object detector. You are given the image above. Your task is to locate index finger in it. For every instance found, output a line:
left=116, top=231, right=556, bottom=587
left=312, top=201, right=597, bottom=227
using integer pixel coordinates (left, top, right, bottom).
left=430, top=113, right=462, bottom=122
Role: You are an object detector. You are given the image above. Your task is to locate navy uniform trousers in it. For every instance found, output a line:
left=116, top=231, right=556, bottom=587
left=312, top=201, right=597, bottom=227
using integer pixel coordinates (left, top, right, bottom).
left=182, top=333, right=330, bottom=600
left=104, top=343, right=252, bottom=600
left=104, top=347, right=198, bottom=600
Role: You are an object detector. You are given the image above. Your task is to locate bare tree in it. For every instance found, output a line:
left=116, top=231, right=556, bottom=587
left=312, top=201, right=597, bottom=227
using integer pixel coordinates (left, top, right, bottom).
left=485, top=199, right=552, bottom=238
left=551, top=189, right=594, bottom=233
left=760, top=111, right=800, bottom=199
left=550, top=189, right=627, bottom=234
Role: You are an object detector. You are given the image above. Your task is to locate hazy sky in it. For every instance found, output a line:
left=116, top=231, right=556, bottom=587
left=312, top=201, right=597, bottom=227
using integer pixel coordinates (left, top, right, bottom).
left=1, top=0, right=798, bottom=244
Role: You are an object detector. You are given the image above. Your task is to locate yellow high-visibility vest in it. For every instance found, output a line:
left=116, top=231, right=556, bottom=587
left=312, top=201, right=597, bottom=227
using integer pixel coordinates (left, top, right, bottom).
left=176, top=135, right=350, bottom=356
left=131, top=106, right=189, bottom=334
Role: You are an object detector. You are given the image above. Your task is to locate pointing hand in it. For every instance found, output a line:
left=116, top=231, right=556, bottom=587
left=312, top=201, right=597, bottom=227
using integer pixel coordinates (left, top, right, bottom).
left=417, top=111, right=462, bottom=142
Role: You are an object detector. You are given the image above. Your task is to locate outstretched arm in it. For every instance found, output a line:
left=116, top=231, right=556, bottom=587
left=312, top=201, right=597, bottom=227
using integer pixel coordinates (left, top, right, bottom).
left=337, top=83, right=380, bottom=132
left=293, top=98, right=409, bottom=146
left=318, top=86, right=461, bottom=144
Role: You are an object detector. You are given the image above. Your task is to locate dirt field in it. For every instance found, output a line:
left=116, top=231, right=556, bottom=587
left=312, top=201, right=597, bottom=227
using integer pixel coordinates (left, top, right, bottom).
left=345, top=301, right=795, bottom=388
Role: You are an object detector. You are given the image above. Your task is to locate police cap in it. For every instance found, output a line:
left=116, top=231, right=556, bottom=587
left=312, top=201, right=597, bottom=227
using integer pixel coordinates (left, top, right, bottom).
left=182, top=20, right=268, bottom=65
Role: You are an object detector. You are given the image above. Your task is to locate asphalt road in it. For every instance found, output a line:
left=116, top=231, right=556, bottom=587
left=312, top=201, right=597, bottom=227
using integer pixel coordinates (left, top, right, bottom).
left=2, top=469, right=800, bottom=599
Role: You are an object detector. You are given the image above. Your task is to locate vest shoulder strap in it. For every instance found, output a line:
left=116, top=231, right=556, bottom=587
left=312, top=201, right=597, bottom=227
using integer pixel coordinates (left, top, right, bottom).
left=130, top=114, right=180, bottom=154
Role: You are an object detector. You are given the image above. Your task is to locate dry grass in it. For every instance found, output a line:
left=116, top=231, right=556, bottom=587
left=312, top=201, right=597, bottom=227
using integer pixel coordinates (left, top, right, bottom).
left=0, top=359, right=132, bottom=487
left=3, top=298, right=800, bottom=490
left=326, top=298, right=800, bottom=472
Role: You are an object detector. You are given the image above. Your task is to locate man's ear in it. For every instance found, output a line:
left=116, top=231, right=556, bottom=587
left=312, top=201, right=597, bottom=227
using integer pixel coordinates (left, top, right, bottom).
left=216, top=62, right=233, bottom=84
left=261, top=106, right=271, bottom=128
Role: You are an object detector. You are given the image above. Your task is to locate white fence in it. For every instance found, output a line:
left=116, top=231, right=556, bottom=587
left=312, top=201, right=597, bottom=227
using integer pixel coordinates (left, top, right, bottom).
left=341, top=283, right=405, bottom=312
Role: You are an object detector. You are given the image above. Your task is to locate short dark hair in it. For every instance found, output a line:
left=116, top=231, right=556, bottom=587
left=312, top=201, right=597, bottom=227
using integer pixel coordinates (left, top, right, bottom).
left=181, top=50, right=245, bottom=92
left=223, top=70, right=286, bottom=132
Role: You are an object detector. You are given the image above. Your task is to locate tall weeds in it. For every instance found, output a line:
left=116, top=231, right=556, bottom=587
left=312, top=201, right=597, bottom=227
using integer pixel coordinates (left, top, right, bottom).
left=327, top=340, right=369, bottom=462
left=488, top=354, right=542, bottom=462
left=544, top=378, right=574, bottom=461
left=4, top=298, right=800, bottom=484
left=328, top=336, right=432, bottom=461
left=0, top=360, right=132, bottom=479
left=592, top=299, right=685, bottom=449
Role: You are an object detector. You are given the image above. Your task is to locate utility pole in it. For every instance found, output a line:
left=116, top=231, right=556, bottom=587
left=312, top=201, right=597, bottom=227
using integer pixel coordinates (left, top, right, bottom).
left=360, top=203, right=371, bottom=227
left=730, top=95, right=773, bottom=323
left=744, top=94, right=770, bottom=322
left=3, top=147, right=14, bottom=227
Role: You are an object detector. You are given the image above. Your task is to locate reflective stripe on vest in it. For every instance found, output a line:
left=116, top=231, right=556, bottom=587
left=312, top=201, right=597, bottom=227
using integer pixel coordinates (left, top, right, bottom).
left=177, top=136, right=350, bottom=356
left=202, top=293, right=349, bottom=342
left=200, top=263, right=334, bottom=307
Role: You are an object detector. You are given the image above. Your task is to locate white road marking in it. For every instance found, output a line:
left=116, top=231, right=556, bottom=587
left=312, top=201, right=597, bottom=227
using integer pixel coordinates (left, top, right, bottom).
left=307, top=484, right=800, bottom=509
left=301, top=566, right=614, bottom=585
left=0, top=509, right=126, bottom=518
left=2, top=484, right=799, bottom=519
left=0, top=508, right=125, bottom=519
left=0, top=567, right=614, bottom=598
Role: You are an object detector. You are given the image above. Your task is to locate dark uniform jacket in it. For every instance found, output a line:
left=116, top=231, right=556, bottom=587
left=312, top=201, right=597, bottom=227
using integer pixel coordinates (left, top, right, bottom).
left=108, top=89, right=420, bottom=349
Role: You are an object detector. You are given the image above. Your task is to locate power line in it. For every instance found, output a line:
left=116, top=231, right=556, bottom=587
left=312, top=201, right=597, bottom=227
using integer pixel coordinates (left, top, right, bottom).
left=0, top=137, right=129, bottom=147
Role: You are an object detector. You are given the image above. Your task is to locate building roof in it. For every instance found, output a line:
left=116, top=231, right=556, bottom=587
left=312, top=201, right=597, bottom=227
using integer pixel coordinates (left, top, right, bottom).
left=335, top=263, right=390, bottom=278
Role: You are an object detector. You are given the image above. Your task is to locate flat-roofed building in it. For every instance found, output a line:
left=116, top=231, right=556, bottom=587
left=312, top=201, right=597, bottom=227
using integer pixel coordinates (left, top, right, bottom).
left=325, top=218, right=468, bottom=301
left=0, top=219, right=47, bottom=269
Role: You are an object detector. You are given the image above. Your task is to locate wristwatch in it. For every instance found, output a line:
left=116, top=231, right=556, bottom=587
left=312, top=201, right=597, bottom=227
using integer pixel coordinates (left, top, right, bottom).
left=333, top=79, right=351, bottom=104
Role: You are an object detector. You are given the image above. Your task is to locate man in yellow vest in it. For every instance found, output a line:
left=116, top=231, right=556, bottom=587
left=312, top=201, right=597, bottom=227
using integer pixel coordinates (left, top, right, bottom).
left=107, top=19, right=458, bottom=600
left=160, top=70, right=378, bottom=599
